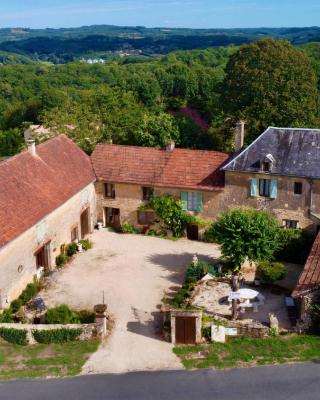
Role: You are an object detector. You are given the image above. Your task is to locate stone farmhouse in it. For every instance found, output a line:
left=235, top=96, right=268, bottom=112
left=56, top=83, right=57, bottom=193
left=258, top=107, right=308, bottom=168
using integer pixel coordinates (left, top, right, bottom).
left=0, top=136, right=96, bottom=308
left=1, top=125, right=320, bottom=316
left=91, top=142, right=229, bottom=239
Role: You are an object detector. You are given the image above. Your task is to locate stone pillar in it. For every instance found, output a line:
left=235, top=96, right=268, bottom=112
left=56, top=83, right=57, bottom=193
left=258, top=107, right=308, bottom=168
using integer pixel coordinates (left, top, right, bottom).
left=94, top=304, right=108, bottom=338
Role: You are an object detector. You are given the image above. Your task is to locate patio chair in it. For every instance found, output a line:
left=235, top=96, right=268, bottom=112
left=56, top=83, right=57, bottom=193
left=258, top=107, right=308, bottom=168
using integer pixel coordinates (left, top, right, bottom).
left=257, top=293, right=265, bottom=305
left=239, top=303, right=254, bottom=313
left=251, top=302, right=260, bottom=313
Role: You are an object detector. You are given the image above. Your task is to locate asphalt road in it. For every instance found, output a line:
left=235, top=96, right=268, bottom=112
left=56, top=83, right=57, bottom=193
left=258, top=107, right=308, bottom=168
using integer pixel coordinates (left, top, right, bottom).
left=1, top=363, right=320, bottom=400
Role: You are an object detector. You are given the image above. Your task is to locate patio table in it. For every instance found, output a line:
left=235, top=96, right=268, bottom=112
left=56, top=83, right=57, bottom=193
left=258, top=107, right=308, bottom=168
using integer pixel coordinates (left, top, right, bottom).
left=237, top=288, right=259, bottom=302
left=228, top=288, right=260, bottom=306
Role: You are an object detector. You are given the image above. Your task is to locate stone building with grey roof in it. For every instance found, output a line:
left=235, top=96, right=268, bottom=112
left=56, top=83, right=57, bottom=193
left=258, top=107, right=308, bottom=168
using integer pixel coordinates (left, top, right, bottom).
left=222, top=126, right=320, bottom=232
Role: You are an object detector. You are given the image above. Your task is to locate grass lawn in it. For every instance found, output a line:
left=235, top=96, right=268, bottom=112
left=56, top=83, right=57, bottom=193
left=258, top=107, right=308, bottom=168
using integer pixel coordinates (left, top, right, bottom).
left=174, top=335, right=320, bottom=369
left=0, top=338, right=99, bottom=380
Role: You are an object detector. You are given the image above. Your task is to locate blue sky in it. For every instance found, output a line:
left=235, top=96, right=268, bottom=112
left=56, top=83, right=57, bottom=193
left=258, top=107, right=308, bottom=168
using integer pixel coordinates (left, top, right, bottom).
left=0, top=0, right=319, bottom=29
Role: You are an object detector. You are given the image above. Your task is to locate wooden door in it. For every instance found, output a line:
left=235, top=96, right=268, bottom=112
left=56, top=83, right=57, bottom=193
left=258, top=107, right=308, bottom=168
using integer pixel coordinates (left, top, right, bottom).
left=105, top=208, right=120, bottom=227
left=81, top=208, right=90, bottom=238
left=175, top=317, right=196, bottom=344
left=35, top=242, right=50, bottom=272
left=187, top=224, right=199, bottom=241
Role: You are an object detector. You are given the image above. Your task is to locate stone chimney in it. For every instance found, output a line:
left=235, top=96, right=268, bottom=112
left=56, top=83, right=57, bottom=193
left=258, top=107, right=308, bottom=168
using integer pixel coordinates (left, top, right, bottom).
left=26, top=138, right=36, bottom=157
left=166, top=141, right=175, bottom=152
left=235, top=121, right=245, bottom=152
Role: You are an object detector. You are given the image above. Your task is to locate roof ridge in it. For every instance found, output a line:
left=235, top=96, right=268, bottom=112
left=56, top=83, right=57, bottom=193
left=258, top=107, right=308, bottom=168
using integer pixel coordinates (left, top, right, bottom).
left=95, top=142, right=228, bottom=156
left=269, top=126, right=320, bottom=132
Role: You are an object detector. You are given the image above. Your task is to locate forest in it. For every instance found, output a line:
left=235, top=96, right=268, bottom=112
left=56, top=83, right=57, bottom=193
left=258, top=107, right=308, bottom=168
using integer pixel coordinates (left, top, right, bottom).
left=0, top=25, right=320, bottom=64
left=0, top=38, right=319, bottom=157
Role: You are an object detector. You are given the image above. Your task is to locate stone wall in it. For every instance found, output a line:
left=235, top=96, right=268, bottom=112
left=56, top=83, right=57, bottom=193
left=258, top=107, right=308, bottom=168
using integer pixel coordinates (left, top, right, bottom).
left=95, top=172, right=320, bottom=234
left=223, top=171, right=317, bottom=231
left=0, top=183, right=96, bottom=308
left=296, top=290, right=320, bottom=332
left=227, top=320, right=269, bottom=338
left=95, top=181, right=224, bottom=227
left=0, top=323, right=97, bottom=344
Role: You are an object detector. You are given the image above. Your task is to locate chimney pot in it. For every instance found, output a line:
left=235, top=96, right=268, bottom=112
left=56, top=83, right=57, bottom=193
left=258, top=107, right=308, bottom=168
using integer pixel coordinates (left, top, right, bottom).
left=235, top=121, right=245, bottom=152
left=166, top=141, right=175, bottom=152
left=26, top=138, right=36, bottom=157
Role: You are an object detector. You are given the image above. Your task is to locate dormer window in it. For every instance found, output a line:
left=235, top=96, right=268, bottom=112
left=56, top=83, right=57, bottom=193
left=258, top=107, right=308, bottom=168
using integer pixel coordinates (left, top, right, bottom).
left=260, top=153, right=275, bottom=173
left=262, top=162, right=270, bottom=172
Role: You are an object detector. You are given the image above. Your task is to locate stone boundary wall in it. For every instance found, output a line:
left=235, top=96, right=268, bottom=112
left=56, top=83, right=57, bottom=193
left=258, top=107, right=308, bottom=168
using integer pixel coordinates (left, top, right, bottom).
left=0, top=323, right=97, bottom=344
left=227, top=320, right=269, bottom=338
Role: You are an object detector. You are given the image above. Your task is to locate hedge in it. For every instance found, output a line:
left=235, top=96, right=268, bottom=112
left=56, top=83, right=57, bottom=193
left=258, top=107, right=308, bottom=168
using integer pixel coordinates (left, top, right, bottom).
left=32, top=328, right=82, bottom=344
left=0, top=327, right=28, bottom=345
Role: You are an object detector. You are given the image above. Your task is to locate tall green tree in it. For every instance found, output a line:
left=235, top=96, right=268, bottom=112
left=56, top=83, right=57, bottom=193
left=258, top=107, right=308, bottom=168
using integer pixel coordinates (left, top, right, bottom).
left=207, top=208, right=281, bottom=319
left=222, top=39, right=319, bottom=142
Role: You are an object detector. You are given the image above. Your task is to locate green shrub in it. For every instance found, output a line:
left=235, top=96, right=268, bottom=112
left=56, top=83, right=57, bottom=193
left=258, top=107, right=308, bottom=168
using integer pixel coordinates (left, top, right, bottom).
left=79, top=239, right=92, bottom=251
left=149, top=195, right=192, bottom=237
left=121, top=223, right=139, bottom=234
left=10, top=299, right=23, bottom=313
left=0, top=309, right=14, bottom=323
left=170, top=282, right=197, bottom=308
left=66, top=242, right=78, bottom=257
left=9, top=281, right=42, bottom=314
left=186, top=261, right=218, bottom=284
left=45, top=304, right=79, bottom=324
left=19, top=282, right=41, bottom=304
left=55, top=253, right=69, bottom=267
left=275, top=228, right=314, bottom=264
left=0, top=328, right=27, bottom=345
left=257, top=261, right=287, bottom=283
left=76, top=310, right=96, bottom=323
left=32, top=328, right=82, bottom=344
left=201, top=326, right=211, bottom=341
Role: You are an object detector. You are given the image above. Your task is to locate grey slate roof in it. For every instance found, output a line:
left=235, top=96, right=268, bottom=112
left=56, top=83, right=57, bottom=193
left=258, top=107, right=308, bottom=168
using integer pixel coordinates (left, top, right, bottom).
left=223, top=127, right=320, bottom=179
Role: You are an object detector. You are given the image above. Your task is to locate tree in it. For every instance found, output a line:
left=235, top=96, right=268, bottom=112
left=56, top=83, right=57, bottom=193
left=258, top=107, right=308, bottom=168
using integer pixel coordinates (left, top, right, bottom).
left=206, top=208, right=281, bottom=319
left=0, top=128, right=24, bottom=157
left=222, top=39, right=319, bottom=142
left=135, top=112, right=180, bottom=148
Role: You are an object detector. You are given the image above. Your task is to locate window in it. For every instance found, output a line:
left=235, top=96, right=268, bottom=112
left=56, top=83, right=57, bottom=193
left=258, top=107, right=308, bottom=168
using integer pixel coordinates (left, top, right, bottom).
left=187, top=192, right=198, bottom=211
left=142, top=187, right=154, bottom=201
left=71, top=226, right=78, bottom=242
left=181, top=192, right=203, bottom=212
left=294, top=182, right=303, bottom=195
left=104, top=183, right=115, bottom=199
left=283, top=220, right=299, bottom=229
left=259, top=179, right=271, bottom=197
left=261, top=162, right=270, bottom=172
left=137, top=211, right=155, bottom=225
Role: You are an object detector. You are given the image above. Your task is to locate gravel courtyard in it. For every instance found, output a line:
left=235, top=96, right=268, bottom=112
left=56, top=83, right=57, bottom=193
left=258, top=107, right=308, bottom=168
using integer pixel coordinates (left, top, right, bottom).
left=42, top=230, right=220, bottom=373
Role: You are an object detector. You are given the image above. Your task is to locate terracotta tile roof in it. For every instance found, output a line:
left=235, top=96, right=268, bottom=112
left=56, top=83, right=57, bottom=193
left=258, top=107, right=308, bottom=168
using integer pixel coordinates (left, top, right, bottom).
left=292, top=232, right=320, bottom=297
left=0, top=135, right=95, bottom=249
left=91, top=144, right=229, bottom=191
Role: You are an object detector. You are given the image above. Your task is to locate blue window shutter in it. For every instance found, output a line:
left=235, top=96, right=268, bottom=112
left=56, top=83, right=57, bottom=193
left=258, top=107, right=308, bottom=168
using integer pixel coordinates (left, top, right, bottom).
left=270, top=179, right=278, bottom=199
left=250, top=178, right=258, bottom=197
left=197, top=192, right=203, bottom=212
left=181, top=192, right=188, bottom=210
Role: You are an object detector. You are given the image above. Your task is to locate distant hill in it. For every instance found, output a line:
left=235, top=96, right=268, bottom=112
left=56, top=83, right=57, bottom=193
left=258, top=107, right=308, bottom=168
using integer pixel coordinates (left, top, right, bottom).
left=0, top=25, right=319, bottom=64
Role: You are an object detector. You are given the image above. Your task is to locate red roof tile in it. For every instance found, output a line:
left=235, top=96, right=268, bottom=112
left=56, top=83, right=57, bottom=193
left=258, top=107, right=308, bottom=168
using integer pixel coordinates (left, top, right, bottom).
left=91, top=144, right=229, bottom=191
left=0, top=135, right=95, bottom=249
left=292, top=232, right=320, bottom=297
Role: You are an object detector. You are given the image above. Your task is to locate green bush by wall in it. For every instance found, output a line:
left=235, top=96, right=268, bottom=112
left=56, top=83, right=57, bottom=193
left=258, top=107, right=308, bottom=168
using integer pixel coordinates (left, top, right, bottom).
left=0, top=327, right=27, bottom=345
left=32, top=328, right=82, bottom=344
